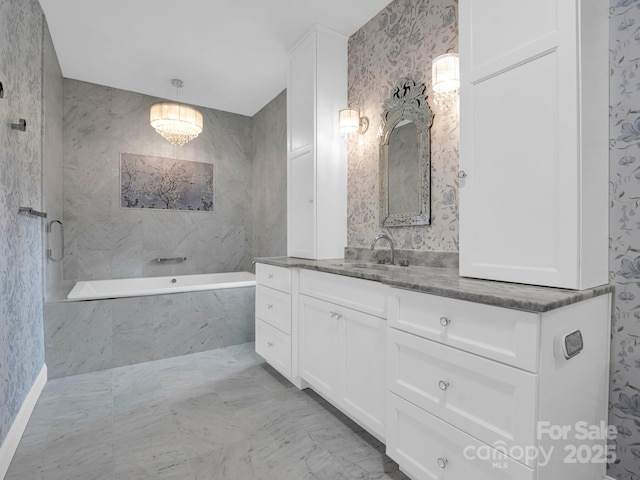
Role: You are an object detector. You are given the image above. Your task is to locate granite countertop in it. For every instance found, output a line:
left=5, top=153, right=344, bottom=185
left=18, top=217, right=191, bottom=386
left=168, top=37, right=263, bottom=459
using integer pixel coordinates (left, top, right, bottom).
left=254, top=256, right=614, bottom=313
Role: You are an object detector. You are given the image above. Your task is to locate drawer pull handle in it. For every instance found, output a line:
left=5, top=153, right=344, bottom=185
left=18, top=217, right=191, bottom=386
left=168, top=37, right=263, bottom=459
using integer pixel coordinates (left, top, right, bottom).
left=267, top=304, right=274, bottom=310
left=267, top=342, right=274, bottom=348
left=437, top=457, right=448, bottom=469
left=440, top=316, right=451, bottom=327
left=438, top=380, right=450, bottom=391
left=267, top=273, right=274, bottom=279
left=329, top=311, right=343, bottom=320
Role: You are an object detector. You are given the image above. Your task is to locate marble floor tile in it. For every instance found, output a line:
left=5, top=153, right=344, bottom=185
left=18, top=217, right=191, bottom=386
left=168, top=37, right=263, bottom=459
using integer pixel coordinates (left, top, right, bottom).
left=6, top=343, right=408, bottom=480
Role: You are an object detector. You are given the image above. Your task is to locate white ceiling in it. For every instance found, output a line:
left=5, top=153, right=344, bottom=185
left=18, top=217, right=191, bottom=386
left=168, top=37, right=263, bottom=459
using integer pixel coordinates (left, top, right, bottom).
left=39, top=0, right=393, bottom=117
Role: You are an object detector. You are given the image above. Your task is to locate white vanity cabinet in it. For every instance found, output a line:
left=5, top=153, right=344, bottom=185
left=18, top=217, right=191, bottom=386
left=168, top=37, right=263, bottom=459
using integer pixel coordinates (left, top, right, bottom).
left=286, top=25, right=348, bottom=260
left=255, top=263, right=303, bottom=386
left=458, top=0, right=609, bottom=289
left=386, top=288, right=611, bottom=480
left=298, top=270, right=388, bottom=440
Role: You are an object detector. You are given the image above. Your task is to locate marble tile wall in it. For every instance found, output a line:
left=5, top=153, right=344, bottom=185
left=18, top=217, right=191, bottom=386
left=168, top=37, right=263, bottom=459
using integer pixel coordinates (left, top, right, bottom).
left=42, top=21, right=64, bottom=301
left=44, top=287, right=255, bottom=379
left=63, top=79, right=254, bottom=283
left=0, top=0, right=46, bottom=445
left=347, top=0, right=459, bottom=252
left=251, top=90, right=287, bottom=258
left=608, top=2, right=640, bottom=478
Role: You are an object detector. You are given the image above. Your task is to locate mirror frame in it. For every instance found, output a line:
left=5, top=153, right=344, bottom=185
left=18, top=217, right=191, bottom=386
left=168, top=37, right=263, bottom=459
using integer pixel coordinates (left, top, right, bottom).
left=379, top=78, right=434, bottom=227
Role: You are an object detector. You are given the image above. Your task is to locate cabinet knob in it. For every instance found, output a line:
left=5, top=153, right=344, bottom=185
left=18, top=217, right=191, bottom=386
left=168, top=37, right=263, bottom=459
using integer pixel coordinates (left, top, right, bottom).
left=439, top=316, right=451, bottom=327
left=267, top=273, right=274, bottom=279
left=267, top=304, right=274, bottom=310
left=308, top=199, right=314, bottom=204
left=438, top=380, right=450, bottom=391
left=458, top=170, right=467, bottom=179
left=267, top=342, right=273, bottom=348
left=437, top=457, right=448, bottom=469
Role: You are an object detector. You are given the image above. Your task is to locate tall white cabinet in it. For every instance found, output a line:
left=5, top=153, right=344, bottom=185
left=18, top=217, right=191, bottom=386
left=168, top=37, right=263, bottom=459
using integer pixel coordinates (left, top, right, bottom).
left=458, top=0, right=609, bottom=290
left=287, top=25, right=348, bottom=260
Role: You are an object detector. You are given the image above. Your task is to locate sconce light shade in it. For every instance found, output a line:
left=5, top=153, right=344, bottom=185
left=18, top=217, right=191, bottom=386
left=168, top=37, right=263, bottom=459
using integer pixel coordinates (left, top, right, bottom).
left=432, top=53, right=460, bottom=111
left=339, top=107, right=369, bottom=134
left=432, top=53, right=460, bottom=93
left=150, top=79, right=203, bottom=146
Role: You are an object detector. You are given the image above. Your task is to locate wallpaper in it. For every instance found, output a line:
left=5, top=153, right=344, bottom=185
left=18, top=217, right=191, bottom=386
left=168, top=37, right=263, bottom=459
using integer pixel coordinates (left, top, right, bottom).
left=0, top=0, right=45, bottom=445
left=347, top=0, right=459, bottom=251
left=609, top=1, right=640, bottom=478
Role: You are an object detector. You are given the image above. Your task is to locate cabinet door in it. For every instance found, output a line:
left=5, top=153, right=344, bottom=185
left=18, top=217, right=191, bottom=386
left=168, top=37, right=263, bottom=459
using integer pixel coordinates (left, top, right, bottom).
left=288, top=32, right=315, bottom=155
left=298, top=294, right=341, bottom=399
left=288, top=151, right=315, bottom=258
left=458, top=0, right=608, bottom=289
left=342, top=308, right=386, bottom=439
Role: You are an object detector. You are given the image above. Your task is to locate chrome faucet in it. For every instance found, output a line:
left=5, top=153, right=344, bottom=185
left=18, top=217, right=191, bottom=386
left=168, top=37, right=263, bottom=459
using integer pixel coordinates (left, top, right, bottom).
left=370, top=233, right=395, bottom=265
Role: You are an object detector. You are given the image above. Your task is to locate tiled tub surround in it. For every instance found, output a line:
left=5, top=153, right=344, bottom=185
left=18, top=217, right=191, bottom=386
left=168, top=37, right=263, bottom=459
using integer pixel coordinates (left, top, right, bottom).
left=45, top=286, right=255, bottom=379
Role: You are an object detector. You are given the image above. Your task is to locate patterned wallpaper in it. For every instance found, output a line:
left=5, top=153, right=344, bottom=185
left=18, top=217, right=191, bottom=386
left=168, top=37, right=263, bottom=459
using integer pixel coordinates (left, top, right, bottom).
left=0, top=0, right=45, bottom=445
left=347, top=0, right=459, bottom=251
left=609, top=1, right=640, bottom=477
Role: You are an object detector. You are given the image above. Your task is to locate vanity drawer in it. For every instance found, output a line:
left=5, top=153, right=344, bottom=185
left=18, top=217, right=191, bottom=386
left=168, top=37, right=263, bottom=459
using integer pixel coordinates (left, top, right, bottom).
left=299, top=269, right=387, bottom=318
left=388, top=328, right=537, bottom=465
left=256, top=263, right=291, bottom=293
left=256, top=285, right=291, bottom=334
left=255, top=319, right=291, bottom=377
left=387, top=393, right=534, bottom=480
left=389, top=288, right=539, bottom=371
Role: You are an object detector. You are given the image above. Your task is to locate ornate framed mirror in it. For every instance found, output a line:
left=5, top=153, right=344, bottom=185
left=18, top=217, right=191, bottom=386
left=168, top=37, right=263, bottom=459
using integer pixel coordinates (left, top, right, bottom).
left=379, top=78, right=434, bottom=227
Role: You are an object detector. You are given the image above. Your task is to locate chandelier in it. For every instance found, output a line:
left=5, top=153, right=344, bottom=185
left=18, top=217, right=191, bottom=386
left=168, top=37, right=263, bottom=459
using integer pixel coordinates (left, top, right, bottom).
left=150, top=79, right=203, bottom=146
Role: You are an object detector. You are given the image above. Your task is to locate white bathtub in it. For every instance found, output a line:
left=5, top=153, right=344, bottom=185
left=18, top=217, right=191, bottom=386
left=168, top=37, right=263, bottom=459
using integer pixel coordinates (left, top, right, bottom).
left=67, top=271, right=256, bottom=301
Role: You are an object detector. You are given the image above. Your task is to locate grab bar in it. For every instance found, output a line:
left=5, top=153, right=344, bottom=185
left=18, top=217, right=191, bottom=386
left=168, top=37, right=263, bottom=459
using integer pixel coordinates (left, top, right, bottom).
left=18, top=207, right=47, bottom=218
left=47, top=220, right=63, bottom=262
left=155, top=257, right=187, bottom=263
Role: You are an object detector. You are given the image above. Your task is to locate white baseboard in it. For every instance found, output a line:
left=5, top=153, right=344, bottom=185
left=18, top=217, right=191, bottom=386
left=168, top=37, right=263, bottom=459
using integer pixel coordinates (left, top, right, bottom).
left=0, top=364, right=47, bottom=480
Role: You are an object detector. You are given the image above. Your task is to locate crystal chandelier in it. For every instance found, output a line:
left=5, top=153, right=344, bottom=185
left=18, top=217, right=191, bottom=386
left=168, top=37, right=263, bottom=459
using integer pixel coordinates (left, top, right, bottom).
left=150, top=79, right=203, bottom=146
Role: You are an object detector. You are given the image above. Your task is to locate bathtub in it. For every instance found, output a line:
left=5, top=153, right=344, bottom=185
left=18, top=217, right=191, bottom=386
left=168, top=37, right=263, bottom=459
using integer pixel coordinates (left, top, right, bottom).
left=45, top=271, right=256, bottom=378
left=67, top=271, right=256, bottom=301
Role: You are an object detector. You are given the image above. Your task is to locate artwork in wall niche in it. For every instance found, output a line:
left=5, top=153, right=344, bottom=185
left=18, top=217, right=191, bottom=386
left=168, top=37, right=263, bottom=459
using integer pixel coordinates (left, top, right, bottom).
left=120, top=153, right=213, bottom=211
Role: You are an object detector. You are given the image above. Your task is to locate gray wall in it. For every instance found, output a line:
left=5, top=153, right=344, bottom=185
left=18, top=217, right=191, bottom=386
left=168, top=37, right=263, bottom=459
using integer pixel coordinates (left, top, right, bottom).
left=347, top=0, right=459, bottom=251
left=251, top=90, right=287, bottom=258
left=0, top=0, right=46, bottom=445
left=63, top=80, right=254, bottom=282
left=42, top=21, right=64, bottom=301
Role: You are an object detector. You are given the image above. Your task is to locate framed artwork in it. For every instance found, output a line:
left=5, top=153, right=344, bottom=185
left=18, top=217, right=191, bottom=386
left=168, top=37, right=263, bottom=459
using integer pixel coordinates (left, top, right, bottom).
left=120, top=153, right=214, bottom=211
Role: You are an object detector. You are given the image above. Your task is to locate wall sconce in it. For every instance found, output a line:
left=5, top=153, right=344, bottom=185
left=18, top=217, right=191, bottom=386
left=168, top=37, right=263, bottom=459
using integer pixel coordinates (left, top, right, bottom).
left=339, top=107, right=369, bottom=134
left=150, top=79, right=203, bottom=146
left=431, top=53, right=459, bottom=110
